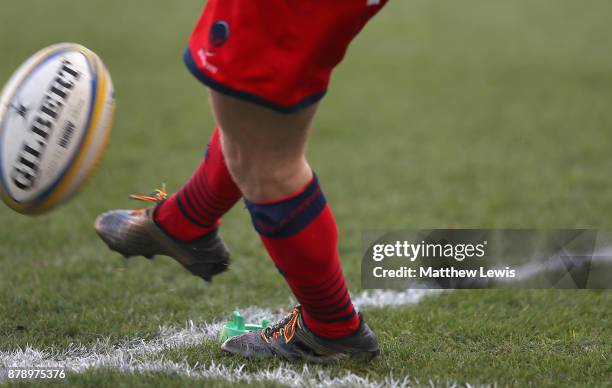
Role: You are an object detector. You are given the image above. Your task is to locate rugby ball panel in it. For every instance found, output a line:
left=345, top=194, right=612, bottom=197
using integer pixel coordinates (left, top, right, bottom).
left=0, top=44, right=64, bottom=121
left=0, top=43, right=114, bottom=214
left=37, top=51, right=115, bottom=213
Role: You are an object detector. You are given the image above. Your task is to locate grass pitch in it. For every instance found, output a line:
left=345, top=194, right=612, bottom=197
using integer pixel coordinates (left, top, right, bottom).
left=1, top=0, right=611, bottom=386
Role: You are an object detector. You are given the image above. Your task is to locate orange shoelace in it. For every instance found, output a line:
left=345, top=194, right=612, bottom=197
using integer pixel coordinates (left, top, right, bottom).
left=129, top=184, right=168, bottom=215
left=262, top=307, right=302, bottom=343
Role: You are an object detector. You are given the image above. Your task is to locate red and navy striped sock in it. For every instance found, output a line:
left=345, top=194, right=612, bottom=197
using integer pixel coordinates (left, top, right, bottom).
left=155, top=127, right=242, bottom=241
left=245, top=174, right=361, bottom=339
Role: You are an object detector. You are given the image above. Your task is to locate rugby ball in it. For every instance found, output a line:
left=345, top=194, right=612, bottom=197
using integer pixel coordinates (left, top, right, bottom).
left=0, top=43, right=115, bottom=215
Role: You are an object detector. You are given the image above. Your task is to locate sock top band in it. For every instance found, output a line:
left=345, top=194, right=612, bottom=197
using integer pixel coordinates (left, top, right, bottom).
left=245, top=174, right=327, bottom=238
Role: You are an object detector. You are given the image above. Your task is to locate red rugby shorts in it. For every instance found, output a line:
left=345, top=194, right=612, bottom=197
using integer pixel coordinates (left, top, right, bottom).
left=184, top=0, right=388, bottom=113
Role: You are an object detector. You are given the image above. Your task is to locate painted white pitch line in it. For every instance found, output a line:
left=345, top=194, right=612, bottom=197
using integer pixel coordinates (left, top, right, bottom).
left=0, top=289, right=439, bottom=387
left=1, top=354, right=414, bottom=388
left=354, top=288, right=442, bottom=309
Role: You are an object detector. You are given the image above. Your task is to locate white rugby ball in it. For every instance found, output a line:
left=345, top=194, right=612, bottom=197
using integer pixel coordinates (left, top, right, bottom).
left=0, top=43, right=115, bottom=215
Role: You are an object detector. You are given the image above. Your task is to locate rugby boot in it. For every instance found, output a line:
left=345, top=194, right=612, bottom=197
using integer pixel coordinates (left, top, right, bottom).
left=94, top=186, right=230, bottom=282
left=221, top=305, right=380, bottom=363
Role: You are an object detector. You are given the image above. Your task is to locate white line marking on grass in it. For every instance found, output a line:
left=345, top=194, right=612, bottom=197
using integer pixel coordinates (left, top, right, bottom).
left=1, top=353, right=413, bottom=388
left=354, top=289, right=442, bottom=309
left=0, top=289, right=439, bottom=386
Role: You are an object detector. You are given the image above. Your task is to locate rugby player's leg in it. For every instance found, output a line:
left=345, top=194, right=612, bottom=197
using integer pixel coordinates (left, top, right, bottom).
left=210, top=90, right=361, bottom=339
left=154, top=126, right=242, bottom=241
left=94, top=123, right=236, bottom=281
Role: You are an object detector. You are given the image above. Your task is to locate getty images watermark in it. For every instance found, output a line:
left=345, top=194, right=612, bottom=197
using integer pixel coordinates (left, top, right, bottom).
left=362, top=230, right=612, bottom=289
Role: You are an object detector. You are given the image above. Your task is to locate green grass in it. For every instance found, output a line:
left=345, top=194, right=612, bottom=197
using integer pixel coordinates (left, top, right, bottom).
left=1, top=0, right=611, bottom=386
left=156, top=290, right=611, bottom=386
